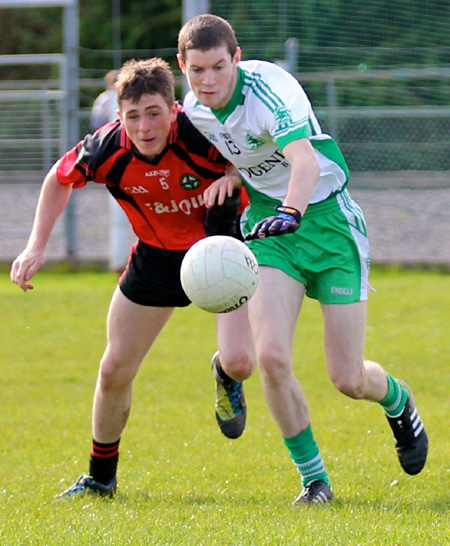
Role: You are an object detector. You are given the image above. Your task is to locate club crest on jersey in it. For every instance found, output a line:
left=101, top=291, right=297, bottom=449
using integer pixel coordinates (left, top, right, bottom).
left=246, top=133, right=264, bottom=149
left=180, top=173, right=201, bottom=190
left=274, top=106, right=293, bottom=131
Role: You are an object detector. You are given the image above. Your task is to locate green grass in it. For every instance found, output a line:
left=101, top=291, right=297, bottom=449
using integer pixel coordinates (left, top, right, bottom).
left=1, top=268, right=448, bottom=545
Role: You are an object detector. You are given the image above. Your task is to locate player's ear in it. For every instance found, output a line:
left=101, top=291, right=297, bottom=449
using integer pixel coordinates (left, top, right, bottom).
left=233, top=47, right=241, bottom=64
left=177, top=54, right=186, bottom=73
left=170, top=101, right=178, bottom=121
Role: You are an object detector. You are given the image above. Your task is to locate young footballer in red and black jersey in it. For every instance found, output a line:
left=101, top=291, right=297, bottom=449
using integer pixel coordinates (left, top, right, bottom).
left=11, top=58, right=254, bottom=498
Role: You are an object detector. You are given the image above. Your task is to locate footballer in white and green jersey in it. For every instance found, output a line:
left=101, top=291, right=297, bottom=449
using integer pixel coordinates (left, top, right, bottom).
left=178, top=15, right=429, bottom=493
left=183, top=59, right=350, bottom=209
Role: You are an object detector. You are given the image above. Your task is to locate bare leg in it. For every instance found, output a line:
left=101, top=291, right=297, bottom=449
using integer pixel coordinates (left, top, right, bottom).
left=215, top=304, right=255, bottom=381
left=92, top=287, right=174, bottom=442
left=321, top=300, right=428, bottom=475
left=321, top=301, right=388, bottom=402
left=248, top=267, right=309, bottom=437
left=246, top=267, right=332, bottom=497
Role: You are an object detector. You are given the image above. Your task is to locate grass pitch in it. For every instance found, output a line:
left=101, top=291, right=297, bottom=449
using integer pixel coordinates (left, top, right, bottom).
left=1, top=268, right=448, bottom=545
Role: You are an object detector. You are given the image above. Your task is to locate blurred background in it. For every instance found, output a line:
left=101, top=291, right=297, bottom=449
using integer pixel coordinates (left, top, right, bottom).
left=1, top=0, right=449, bottom=268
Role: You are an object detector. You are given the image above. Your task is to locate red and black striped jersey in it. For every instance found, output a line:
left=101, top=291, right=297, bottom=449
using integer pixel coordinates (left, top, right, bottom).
left=56, top=106, right=229, bottom=250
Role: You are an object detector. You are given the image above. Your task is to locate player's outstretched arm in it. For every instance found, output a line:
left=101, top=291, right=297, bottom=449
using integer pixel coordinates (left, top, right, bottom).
left=10, top=164, right=73, bottom=292
left=245, top=139, right=319, bottom=240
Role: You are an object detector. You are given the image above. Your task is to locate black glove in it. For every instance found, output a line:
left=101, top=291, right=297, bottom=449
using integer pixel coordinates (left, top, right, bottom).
left=245, top=205, right=301, bottom=241
left=205, top=188, right=243, bottom=240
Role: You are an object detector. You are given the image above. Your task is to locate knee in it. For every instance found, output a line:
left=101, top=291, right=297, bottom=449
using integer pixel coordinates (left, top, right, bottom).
left=221, top=352, right=255, bottom=382
left=257, top=348, right=291, bottom=388
left=330, top=369, right=366, bottom=400
left=98, top=353, right=136, bottom=391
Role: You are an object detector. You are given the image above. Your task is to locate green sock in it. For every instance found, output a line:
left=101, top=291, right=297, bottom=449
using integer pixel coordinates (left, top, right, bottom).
left=380, top=374, right=408, bottom=417
left=283, top=425, right=330, bottom=486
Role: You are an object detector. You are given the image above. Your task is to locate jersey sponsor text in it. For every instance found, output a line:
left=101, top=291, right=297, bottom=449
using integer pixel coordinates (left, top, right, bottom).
left=145, top=193, right=205, bottom=215
left=239, top=150, right=289, bottom=179
left=145, top=169, right=170, bottom=178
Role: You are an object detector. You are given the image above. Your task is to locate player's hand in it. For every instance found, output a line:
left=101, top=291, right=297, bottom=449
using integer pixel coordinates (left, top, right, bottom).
left=10, top=250, right=45, bottom=292
left=203, top=169, right=241, bottom=208
left=245, top=205, right=301, bottom=241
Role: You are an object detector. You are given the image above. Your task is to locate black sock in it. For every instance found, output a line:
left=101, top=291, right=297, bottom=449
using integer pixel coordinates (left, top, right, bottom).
left=89, top=439, right=120, bottom=485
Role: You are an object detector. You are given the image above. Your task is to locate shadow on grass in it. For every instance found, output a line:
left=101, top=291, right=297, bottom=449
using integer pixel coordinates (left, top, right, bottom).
left=116, top=489, right=283, bottom=508
left=115, top=488, right=449, bottom=516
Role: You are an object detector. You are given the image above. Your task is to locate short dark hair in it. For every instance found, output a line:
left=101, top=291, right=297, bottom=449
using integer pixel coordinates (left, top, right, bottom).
left=115, top=58, right=175, bottom=109
left=178, top=14, right=238, bottom=61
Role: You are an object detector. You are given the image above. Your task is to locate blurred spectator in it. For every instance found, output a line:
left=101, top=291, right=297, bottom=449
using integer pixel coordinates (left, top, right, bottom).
left=91, top=69, right=128, bottom=270
left=90, top=70, right=120, bottom=130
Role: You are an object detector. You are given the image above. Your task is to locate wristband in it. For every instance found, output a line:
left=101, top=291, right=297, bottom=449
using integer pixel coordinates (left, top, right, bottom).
left=275, top=205, right=302, bottom=223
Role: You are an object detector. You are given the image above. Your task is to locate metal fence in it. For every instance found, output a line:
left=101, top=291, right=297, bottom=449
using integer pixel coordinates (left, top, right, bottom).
left=3, top=81, right=449, bottom=180
left=0, top=91, right=63, bottom=173
left=318, top=106, right=450, bottom=172
left=1, top=70, right=450, bottom=266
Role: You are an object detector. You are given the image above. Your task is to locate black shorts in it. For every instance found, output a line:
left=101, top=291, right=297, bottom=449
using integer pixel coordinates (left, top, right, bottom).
left=119, top=240, right=191, bottom=307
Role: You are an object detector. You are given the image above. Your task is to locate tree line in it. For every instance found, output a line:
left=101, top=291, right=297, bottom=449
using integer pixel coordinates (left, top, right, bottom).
left=1, top=0, right=449, bottom=108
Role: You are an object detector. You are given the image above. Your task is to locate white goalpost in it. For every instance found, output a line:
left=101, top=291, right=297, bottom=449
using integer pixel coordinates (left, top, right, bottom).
left=0, top=0, right=80, bottom=260
left=0, top=0, right=132, bottom=270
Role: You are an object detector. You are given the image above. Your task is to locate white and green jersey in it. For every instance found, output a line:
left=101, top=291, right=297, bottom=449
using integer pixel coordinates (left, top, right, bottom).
left=183, top=59, right=350, bottom=207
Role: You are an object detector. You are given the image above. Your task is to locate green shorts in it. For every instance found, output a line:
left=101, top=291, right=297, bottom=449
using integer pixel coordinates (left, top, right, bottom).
left=243, top=189, right=371, bottom=304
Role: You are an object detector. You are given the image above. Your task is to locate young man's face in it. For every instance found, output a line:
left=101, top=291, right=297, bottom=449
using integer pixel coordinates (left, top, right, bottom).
left=178, top=46, right=241, bottom=110
left=118, top=93, right=177, bottom=160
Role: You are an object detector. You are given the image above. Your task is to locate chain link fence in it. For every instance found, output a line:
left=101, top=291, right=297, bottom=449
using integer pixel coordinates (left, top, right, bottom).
left=0, top=92, right=63, bottom=174
left=1, top=76, right=450, bottom=266
left=2, top=0, right=450, bottom=266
